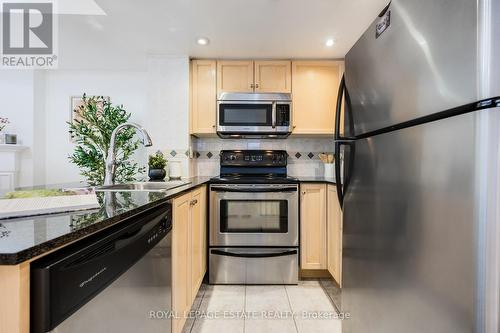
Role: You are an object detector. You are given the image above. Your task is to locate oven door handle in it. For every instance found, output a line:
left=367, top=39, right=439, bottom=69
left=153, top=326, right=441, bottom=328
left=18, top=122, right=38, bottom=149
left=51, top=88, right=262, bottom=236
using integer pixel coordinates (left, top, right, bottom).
left=210, top=249, right=298, bottom=258
left=210, top=186, right=298, bottom=193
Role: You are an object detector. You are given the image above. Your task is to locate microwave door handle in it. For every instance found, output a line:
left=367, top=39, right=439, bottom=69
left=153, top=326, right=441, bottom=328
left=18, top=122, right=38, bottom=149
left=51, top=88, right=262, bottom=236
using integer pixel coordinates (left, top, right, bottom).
left=272, top=102, right=277, bottom=129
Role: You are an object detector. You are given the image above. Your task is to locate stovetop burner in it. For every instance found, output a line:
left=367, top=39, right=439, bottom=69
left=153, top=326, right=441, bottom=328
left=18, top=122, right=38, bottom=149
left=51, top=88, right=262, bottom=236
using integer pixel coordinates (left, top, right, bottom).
left=212, top=150, right=297, bottom=184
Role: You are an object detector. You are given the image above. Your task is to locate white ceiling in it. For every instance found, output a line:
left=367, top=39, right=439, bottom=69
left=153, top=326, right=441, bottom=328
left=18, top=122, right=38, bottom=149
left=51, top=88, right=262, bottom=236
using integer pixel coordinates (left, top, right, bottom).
left=57, top=0, right=389, bottom=69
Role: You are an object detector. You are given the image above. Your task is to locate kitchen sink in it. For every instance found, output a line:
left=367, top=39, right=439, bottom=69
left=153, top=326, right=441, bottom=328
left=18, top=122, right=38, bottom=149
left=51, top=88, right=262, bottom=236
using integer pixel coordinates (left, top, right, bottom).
left=95, top=180, right=191, bottom=192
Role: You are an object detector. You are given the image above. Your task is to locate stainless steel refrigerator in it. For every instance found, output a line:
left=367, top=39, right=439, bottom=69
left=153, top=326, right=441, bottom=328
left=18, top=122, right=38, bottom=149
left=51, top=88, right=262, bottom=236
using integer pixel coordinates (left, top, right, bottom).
left=334, top=0, right=500, bottom=332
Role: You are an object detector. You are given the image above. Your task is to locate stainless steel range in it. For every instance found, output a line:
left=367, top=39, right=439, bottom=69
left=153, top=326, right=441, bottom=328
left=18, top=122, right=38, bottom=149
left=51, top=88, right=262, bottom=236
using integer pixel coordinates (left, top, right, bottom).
left=209, top=150, right=299, bottom=284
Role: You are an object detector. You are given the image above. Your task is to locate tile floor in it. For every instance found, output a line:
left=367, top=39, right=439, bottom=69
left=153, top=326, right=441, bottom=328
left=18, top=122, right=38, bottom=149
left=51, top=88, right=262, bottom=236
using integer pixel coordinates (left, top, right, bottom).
left=182, top=280, right=343, bottom=333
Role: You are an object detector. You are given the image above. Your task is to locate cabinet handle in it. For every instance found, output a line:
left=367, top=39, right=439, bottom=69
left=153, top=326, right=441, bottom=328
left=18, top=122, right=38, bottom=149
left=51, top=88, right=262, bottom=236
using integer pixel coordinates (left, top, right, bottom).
left=250, top=84, right=255, bottom=89
left=190, top=199, right=198, bottom=206
left=255, top=83, right=259, bottom=89
left=301, top=191, right=306, bottom=195
left=212, top=125, right=216, bottom=128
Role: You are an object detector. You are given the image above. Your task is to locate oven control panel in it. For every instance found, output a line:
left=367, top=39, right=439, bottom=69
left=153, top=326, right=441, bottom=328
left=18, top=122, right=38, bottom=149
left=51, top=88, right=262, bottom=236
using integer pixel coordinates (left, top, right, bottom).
left=220, top=150, right=287, bottom=167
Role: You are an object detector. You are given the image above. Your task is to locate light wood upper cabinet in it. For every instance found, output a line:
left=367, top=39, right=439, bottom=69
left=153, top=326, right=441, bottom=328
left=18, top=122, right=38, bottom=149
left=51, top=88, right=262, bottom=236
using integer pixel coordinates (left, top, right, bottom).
left=191, top=60, right=217, bottom=135
left=216, top=60, right=292, bottom=94
left=292, top=61, right=344, bottom=135
left=300, top=183, right=327, bottom=270
left=172, top=192, right=191, bottom=333
left=254, top=60, right=291, bottom=93
left=191, top=59, right=344, bottom=135
left=217, top=60, right=254, bottom=94
left=327, top=184, right=342, bottom=286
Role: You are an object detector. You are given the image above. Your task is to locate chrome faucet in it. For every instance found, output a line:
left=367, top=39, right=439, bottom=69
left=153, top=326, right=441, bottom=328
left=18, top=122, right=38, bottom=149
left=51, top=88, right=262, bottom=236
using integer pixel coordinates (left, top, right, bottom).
left=104, top=122, right=153, bottom=186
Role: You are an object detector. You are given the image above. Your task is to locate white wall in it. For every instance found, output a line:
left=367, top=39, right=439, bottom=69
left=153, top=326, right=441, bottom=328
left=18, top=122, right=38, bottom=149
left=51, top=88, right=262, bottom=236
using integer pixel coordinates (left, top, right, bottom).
left=0, top=71, right=36, bottom=187
left=0, top=55, right=192, bottom=187
left=41, top=55, right=192, bottom=184
left=144, top=56, right=192, bottom=178
left=33, top=71, right=47, bottom=185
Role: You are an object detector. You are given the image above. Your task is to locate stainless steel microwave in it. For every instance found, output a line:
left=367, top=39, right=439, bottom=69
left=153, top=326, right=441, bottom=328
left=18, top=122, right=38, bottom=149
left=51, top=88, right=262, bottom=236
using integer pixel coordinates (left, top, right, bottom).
left=216, top=93, right=292, bottom=138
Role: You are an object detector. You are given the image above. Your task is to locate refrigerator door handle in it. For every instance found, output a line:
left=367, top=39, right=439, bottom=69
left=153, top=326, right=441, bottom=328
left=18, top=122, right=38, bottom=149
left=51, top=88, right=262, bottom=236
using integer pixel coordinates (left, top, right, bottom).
left=334, top=75, right=345, bottom=141
left=334, top=141, right=344, bottom=207
left=335, top=139, right=355, bottom=210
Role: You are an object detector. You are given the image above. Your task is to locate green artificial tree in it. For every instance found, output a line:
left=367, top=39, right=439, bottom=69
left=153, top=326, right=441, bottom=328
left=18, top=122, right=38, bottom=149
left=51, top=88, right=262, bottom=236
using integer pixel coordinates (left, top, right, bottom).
left=68, top=95, right=145, bottom=186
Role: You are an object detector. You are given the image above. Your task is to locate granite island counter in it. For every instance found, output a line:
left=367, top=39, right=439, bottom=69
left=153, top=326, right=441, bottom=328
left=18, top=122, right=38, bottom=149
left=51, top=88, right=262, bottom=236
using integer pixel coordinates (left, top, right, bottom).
left=0, top=177, right=211, bottom=265
left=0, top=177, right=211, bottom=333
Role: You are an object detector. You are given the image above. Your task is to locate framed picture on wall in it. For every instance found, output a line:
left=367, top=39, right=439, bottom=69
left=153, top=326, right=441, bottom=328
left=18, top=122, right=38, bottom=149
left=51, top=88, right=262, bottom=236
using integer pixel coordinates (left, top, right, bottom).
left=69, top=96, right=110, bottom=142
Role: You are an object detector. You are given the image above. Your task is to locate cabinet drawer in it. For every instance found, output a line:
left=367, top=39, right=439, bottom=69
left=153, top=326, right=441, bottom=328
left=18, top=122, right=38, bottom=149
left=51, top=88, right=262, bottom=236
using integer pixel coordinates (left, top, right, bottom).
left=209, top=247, right=298, bottom=284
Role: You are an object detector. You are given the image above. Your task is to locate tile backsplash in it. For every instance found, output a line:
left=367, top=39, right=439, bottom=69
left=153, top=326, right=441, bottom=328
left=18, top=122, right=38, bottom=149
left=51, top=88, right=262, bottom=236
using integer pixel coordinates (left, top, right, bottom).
left=192, top=137, right=335, bottom=177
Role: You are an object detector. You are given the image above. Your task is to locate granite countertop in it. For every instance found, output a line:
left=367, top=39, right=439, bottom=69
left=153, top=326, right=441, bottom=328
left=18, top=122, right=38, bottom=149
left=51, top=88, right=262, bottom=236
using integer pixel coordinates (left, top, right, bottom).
left=0, top=175, right=336, bottom=265
left=297, top=177, right=337, bottom=184
left=0, top=177, right=211, bottom=265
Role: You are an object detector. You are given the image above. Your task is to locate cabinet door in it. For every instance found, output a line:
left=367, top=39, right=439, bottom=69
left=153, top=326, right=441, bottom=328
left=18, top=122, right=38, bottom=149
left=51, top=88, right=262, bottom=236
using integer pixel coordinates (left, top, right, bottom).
left=217, top=60, right=254, bottom=94
left=254, top=60, right=291, bottom=93
left=172, top=192, right=191, bottom=333
left=189, top=186, right=206, bottom=301
left=327, top=184, right=342, bottom=286
left=300, top=183, right=327, bottom=269
left=291, top=61, right=344, bottom=134
left=191, top=60, right=217, bottom=134
left=199, top=186, right=207, bottom=283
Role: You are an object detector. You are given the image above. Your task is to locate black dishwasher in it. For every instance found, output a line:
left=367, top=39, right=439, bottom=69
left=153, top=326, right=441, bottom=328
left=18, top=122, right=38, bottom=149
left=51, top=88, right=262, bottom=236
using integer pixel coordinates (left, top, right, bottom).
left=31, top=203, right=172, bottom=333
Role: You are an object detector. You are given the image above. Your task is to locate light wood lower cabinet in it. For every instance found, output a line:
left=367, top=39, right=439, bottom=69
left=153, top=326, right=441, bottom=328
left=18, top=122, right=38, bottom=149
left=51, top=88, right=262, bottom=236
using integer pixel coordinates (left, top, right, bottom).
left=189, top=186, right=207, bottom=301
left=300, top=183, right=343, bottom=286
left=327, top=184, right=342, bottom=286
left=172, top=185, right=207, bottom=333
left=0, top=263, right=29, bottom=333
left=172, top=192, right=191, bottom=333
left=300, top=183, right=327, bottom=270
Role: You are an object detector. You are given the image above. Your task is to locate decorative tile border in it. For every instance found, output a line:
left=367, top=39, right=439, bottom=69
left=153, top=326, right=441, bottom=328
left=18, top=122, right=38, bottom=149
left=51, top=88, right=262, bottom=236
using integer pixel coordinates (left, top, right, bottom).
left=192, top=151, right=333, bottom=160
left=154, top=149, right=190, bottom=158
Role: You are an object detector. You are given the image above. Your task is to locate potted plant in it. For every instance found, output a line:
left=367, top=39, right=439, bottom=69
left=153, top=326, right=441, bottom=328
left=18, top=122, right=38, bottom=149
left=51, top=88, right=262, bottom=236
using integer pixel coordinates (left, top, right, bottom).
left=148, top=151, right=167, bottom=181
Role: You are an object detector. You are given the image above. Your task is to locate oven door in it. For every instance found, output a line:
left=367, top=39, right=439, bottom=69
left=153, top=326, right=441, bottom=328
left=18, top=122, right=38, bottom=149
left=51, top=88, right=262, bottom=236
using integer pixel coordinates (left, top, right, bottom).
left=210, top=184, right=299, bottom=247
left=217, top=101, right=275, bottom=134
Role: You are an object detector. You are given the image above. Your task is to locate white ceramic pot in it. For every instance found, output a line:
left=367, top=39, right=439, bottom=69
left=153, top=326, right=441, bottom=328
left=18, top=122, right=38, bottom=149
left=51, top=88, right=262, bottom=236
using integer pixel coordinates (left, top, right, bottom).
left=324, top=163, right=334, bottom=179
left=169, top=161, right=182, bottom=179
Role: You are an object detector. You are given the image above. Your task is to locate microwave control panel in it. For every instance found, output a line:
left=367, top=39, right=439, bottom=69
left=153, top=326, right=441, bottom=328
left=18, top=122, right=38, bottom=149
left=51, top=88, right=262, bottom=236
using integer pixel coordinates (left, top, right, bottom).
left=276, top=103, right=291, bottom=127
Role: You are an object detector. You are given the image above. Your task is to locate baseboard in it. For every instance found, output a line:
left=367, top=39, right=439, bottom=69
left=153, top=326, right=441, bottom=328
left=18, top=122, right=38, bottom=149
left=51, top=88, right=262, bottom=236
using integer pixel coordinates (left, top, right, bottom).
left=299, top=269, right=332, bottom=279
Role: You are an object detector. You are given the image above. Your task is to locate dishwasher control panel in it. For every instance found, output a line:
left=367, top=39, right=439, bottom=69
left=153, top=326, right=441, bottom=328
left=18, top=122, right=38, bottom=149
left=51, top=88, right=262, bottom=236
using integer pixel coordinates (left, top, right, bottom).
left=147, top=217, right=169, bottom=244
